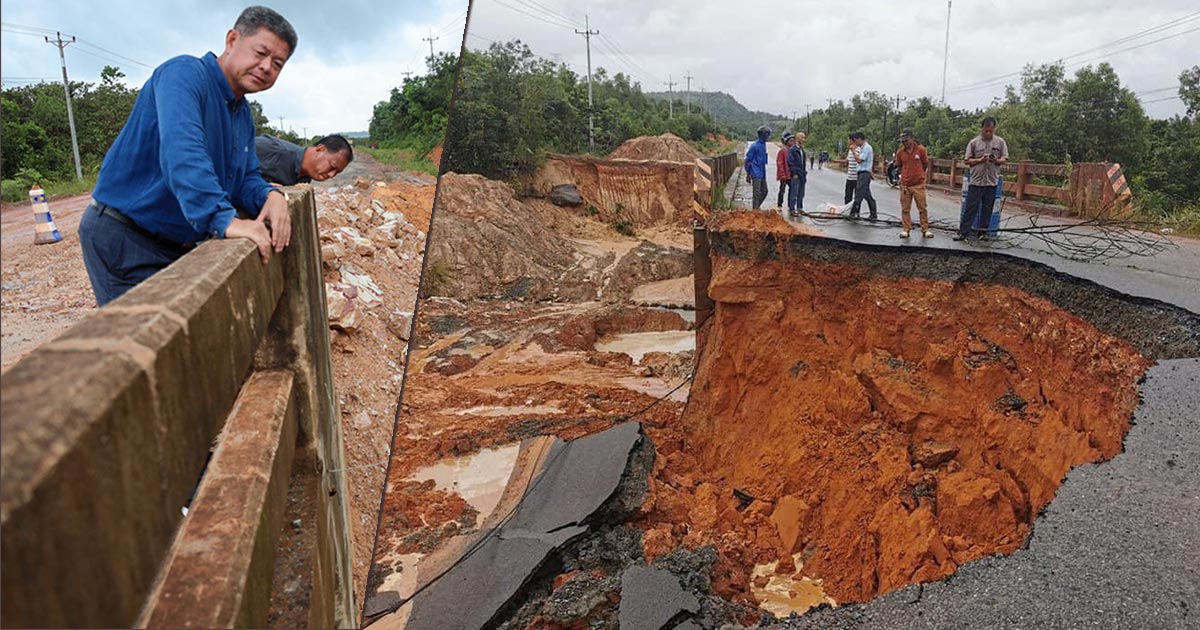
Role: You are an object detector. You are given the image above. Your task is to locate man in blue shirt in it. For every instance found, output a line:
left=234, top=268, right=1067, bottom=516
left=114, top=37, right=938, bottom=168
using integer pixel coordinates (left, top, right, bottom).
left=744, top=126, right=771, bottom=209
left=848, top=131, right=878, bottom=220
left=79, top=6, right=298, bottom=306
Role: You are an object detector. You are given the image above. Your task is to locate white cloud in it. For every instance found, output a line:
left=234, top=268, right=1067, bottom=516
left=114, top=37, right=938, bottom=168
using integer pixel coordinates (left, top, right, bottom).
left=1, top=0, right=469, bottom=134
left=464, top=0, right=1198, bottom=122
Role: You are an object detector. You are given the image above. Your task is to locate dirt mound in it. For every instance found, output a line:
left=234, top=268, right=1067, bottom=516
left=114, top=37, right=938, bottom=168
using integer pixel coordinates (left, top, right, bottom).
left=425, top=174, right=693, bottom=303
left=610, top=133, right=705, bottom=163
left=637, top=230, right=1151, bottom=610
left=424, top=173, right=582, bottom=301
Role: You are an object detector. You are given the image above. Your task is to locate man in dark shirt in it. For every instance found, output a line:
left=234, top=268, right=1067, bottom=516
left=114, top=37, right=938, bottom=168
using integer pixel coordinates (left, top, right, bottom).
left=78, top=6, right=297, bottom=306
left=256, top=134, right=354, bottom=185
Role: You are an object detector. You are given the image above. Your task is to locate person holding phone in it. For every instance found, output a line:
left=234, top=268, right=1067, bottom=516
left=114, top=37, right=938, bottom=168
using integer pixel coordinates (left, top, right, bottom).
left=955, top=116, right=1009, bottom=241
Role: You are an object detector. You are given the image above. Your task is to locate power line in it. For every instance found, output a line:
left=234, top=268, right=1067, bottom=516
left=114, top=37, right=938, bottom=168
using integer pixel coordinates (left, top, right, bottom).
left=596, top=33, right=661, bottom=84
left=434, top=9, right=469, bottom=36
left=952, top=14, right=1200, bottom=94
left=506, top=0, right=582, bottom=29
left=492, top=0, right=577, bottom=30
left=74, top=38, right=151, bottom=69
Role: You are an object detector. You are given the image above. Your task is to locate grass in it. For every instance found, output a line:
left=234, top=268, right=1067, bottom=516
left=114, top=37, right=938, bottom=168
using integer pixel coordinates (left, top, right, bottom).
left=360, top=146, right=438, bottom=177
left=1133, top=202, right=1200, bottom=238
left=2, top=174, right=98, bottom=204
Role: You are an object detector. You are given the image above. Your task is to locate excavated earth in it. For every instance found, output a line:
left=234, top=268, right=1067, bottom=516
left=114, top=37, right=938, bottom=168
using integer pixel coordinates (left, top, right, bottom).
left=637, top=211, right=1197, bottom=614
left=368, top=157, right=1200, bottom=628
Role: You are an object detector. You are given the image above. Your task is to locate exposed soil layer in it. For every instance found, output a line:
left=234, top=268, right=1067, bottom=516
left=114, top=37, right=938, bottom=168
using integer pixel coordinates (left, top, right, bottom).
left=366, top=298, right=697, bottom=609
left=529, top=156, right=696, bottom=229
left=425, top=173, right=692, bottom=303
left=636, top=213, right=1157, bottom=607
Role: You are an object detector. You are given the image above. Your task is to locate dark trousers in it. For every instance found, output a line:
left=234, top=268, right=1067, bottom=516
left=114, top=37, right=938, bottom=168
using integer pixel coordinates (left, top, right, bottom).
left=788, top=176, right=806, bottom=212
left=751, top=178, right=768, bottom=209
left=961, top=184, right=997, bottom=238
left=79, top=203, right=188, bottom=306
left=776, top=179, right=790, bottom=208
left=844, top=179, right=856, bottom=204
left=850, top=171, right=877, bottom=217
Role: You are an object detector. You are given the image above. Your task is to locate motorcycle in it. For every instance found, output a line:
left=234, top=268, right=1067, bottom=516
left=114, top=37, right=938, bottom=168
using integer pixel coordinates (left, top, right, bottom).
left=885, top=158, right=901, bottom=188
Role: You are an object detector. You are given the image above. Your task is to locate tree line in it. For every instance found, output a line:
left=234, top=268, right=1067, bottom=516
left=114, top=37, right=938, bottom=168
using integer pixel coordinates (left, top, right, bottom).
left=369, top=42, right=726, bottom=181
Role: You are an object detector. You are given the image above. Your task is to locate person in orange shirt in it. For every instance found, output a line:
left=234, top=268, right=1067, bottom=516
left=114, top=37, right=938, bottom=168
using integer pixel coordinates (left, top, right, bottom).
left=894, top=129, right=933, bottom=238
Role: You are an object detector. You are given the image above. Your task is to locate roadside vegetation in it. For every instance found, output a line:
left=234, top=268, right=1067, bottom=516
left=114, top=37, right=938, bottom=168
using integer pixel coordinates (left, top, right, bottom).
left=431, top=41, right=724, bottom=181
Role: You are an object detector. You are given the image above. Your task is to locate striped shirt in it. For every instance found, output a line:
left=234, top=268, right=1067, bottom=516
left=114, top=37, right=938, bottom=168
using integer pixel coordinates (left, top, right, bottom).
left=846, top=149, right=857, bottom=180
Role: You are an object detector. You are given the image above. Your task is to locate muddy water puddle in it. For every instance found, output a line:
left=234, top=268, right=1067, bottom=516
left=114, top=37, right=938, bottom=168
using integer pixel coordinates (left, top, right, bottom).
left=406, top=443, right=521, bottom=527
left=751, top=555, right=836, bottom=618
left=453, top=404, right=563, bottom=417
left=594, top=330, right=695, bottom=363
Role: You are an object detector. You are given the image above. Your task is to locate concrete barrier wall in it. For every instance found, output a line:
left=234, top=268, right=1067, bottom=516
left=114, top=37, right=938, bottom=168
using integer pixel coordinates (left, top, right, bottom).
left=0, top=189, right=355, bottom=628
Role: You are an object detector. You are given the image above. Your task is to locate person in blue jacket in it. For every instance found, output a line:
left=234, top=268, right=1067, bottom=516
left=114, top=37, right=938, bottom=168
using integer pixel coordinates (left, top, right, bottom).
left=744, top=125, right=771, bottom=209
left=78, top=6, right=297, bottom=306
left=786, top=132, right=808, bottom=218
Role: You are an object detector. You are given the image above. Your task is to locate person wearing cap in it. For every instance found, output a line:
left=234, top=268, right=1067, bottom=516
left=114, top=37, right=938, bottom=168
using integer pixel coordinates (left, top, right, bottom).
left=775, top=132, right=794, bottom=210
left=744, top=125, right=771, bottom=209
left=786, top=132, right=808, bottom=217
left=78, top=6, right=298, bottom=306
left=894, top=128, right=933, bottom=238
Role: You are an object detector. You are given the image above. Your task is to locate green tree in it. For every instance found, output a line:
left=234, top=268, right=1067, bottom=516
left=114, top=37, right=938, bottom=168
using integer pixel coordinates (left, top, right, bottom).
left=1180, top=65, right=1200, bottom=119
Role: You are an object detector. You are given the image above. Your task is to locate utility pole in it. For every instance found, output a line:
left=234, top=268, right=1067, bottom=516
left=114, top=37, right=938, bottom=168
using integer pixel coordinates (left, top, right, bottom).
left=423, top=28, right=439, bottom=66
left=402, top=70, right=414, bottom=81
left=683, top=72, right=694, bottom=114
left=45, top=32, right=83, bottom=180
left=303, top=126, right=307, bottom=140
left=700, top=84, right=706, bottom=114
left=279, top=116, right=285, bottom=132
left=664, top=75, right=676, bottom=118
left=575, top=15, right=599, bottom=152
left=941, top=1, right=952, bottom=103
left=805, top=103, right=812, bottom=135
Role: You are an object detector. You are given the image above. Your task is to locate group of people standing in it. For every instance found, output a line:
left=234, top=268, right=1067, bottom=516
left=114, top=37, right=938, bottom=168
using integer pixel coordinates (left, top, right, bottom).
left=743, top=117, right=1009, bottom=242
left=744, top=125, right=813, bottom=217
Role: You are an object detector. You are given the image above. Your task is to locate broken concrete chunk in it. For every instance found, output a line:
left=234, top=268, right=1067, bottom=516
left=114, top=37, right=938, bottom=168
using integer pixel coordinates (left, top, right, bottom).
left=618, top=565, right=700, bottom=630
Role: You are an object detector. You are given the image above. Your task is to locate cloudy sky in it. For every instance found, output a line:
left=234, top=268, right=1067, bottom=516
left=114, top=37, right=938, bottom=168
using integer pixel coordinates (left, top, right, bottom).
left=464, top=0, right=1198, bottom=121
left=1, top=0, right=469, bottom=135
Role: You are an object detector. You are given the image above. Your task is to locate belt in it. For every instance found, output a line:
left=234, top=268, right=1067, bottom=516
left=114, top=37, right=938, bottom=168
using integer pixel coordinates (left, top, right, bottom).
left=95, top=203, right=195, bottom=251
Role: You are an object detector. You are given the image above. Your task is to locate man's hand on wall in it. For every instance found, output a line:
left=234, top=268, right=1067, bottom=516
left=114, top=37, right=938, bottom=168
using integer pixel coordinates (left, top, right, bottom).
left=226, top=218, right=272, bottom=264
left=259, top=191, right=291, bottom=252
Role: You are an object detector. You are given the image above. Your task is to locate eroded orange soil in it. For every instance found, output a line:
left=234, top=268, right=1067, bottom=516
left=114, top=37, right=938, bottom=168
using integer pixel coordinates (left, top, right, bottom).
left=636, top=250, right=1151, bottom=606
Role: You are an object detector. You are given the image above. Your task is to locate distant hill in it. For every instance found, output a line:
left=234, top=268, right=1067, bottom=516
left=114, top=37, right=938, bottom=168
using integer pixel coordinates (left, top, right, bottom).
left=645, top=91, right=793, bottom=140
left=339, top=131, right=369, bottom=138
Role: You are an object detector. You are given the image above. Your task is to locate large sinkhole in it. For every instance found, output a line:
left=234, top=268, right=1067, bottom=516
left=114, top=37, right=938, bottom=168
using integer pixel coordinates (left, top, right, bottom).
left=635, top=213, right=1197, bottom=614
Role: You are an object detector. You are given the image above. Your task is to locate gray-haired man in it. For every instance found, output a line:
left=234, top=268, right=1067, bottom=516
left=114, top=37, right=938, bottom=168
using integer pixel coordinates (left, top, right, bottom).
left=80, top=6, right=298, bottom=306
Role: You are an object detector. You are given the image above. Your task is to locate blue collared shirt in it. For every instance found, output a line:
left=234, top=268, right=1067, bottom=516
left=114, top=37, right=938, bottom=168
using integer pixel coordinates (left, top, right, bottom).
left=855, top=142, right=874, bottom=172
left=92, top=52, right=274, bottom=243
